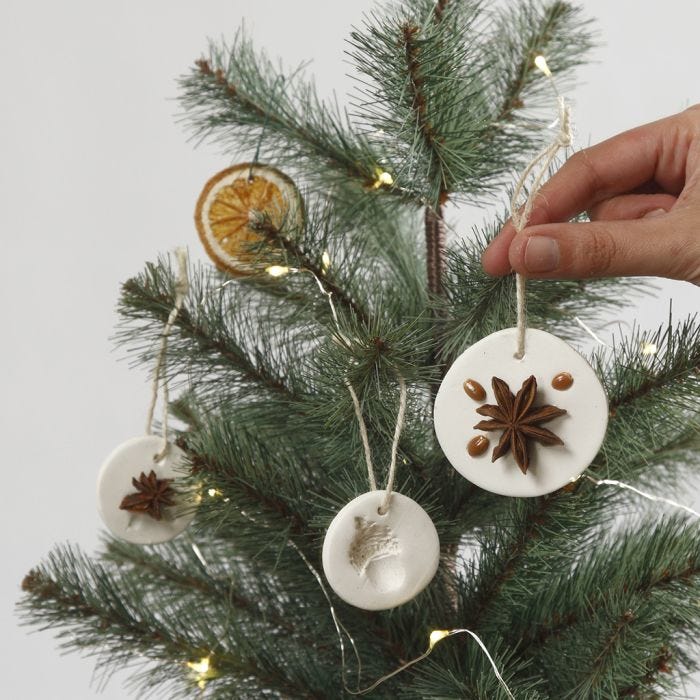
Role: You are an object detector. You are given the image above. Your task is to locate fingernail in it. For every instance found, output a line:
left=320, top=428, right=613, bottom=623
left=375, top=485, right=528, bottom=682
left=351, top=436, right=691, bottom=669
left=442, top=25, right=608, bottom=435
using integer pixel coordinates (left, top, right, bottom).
left=643, top=208, right=666, bottom=219
left=524, top=236, right=560, bottom=273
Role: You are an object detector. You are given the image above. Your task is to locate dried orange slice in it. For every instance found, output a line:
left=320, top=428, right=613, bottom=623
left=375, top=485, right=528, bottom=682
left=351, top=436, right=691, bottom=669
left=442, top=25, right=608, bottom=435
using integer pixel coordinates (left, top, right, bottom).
left=195, top=163, right=303, bottom=275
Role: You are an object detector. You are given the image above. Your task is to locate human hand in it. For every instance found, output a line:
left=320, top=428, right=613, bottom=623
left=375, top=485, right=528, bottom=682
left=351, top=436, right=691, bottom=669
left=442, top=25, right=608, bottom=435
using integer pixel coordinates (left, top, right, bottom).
left=482, top=105, right=700, bottom=285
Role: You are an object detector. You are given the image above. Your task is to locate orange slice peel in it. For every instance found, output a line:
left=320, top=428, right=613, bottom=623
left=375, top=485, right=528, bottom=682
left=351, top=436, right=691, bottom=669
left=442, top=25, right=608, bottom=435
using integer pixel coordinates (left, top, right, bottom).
left=195, top=163, right=303, bottom=275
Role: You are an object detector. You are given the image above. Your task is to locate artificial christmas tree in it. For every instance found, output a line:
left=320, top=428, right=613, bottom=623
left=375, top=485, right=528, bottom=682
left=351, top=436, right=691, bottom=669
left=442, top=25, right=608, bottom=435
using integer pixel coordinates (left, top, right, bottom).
left=19, top=1, right=700, bottom=697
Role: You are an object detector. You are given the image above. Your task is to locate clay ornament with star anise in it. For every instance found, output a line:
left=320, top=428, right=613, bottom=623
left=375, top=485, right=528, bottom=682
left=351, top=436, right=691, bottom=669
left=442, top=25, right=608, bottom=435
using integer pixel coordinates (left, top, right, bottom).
left=119, top=470, right=176, bottom=521
left=474, top=375, right=566, bottom=474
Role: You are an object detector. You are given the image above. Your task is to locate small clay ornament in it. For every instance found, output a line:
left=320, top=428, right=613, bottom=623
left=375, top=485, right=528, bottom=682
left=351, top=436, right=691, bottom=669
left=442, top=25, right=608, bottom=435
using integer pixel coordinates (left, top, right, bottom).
left=97, top=436, right=196, bottom=544
left=434, top=328, right=608, bottom=497
left=322, top=490, right=440, bottom=610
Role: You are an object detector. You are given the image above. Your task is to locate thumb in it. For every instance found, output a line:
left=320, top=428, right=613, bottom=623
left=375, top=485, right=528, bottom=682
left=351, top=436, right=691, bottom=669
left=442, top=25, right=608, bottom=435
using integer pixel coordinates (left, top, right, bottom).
left=507, top=210, right=700, bottom=283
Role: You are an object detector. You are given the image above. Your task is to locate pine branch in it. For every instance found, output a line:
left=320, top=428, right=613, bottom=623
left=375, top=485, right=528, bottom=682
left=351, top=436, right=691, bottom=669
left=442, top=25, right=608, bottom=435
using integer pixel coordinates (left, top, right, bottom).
left=102, top=539, right=323, bottom=643
left=591, top=317, right=700, bottom=485
left=460, top=487, right=596, bottom=631
left=180, top=41, right=386, bottom=196
left=19, top=547, right=345, bottom=699
left=504, top=518, right=700, bottom=698
left=439, top=227, right=643, bottom=362
left=400, top=20, right=447, bottom=198
left=485, top=1, right=596, bottom=131
left=399, top=13, right=450, bottom=302
left=248, top=212, right=370, bottom=325
left=348, top=1, right=492, bottom=204
left=348, top=1, right=596, bottom=205
left=118, top=258, right=307, bottom=401
left=604, top=317, right=700, bottom=411
left=424, top=204, right=446, bottom=298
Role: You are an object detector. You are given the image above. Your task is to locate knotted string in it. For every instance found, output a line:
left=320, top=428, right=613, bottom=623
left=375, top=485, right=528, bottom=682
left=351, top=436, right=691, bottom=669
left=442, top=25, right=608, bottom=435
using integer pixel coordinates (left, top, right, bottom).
left=258, top=263, right=410, bottom=515
left=345, top=376, right=408, bottom=514
left=145, top=247, right=189, bottom=460
left=510, top=72, right=573, bottom=358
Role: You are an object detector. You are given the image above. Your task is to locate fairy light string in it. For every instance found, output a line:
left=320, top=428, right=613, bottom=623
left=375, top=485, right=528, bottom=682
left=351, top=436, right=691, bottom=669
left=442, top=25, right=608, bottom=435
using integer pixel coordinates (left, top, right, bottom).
left=232, top=508, right=515, bottom=697
left=347, top=628, right=515, bottom=698
left=265, top=262, right=409, bottom=514
left=511, top=55, right=572, bottom=359
left=583, top=475, right=700, bottom=519
left=145, top=247, right=189, bottom=460
left=259, top=263, right=515, bottom=697
left=566, top=316, right=700, bottom=518
left=193, top=62, right=696, bottom=692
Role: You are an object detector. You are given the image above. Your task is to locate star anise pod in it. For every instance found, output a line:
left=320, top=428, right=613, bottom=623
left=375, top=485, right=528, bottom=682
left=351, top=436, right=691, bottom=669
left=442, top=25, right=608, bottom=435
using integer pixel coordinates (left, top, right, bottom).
left=119, top=470, right=176, bottom=521
left=474, top=375, right=566, bottom=474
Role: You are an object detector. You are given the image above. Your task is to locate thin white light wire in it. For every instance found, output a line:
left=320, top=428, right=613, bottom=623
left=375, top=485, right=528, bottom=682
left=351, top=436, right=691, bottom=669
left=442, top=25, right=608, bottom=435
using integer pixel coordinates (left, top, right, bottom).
left=286, top=538, right=363, bottom=691
left=189, top=539, right=210, bottom=570
left=584, top=475, right=700, bottom=519
left=348, top=628, right=516, bottom=698
left=286, top=266, right=408, bottom=512
left=450, top=629, right=516, bottom=700
left=238, top=509, right=363, bottom=690
left=574, top=316, right=614, bottom=348
left=145, top=247, right=189, bottom=460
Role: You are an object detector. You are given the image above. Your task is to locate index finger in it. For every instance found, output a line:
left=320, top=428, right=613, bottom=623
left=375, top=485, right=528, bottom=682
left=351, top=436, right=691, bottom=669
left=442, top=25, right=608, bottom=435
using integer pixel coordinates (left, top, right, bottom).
left=482, top=109, right=692, bottom=276
left=526, top=112, right=687, bottom=225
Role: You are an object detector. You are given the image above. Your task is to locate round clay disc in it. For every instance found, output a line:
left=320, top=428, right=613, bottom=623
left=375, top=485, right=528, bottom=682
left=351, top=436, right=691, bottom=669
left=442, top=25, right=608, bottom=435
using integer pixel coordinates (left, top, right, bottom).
left=434, top=328, right=608, bottom=497
left=97, top=435, right=195, bottom=544
left=322, top=490, right=440, bottom=611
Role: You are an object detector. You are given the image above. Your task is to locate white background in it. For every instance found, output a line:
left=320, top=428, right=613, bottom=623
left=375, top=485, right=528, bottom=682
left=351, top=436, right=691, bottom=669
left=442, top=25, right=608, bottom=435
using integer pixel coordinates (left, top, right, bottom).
left=2, top=1, right=699, bottom=697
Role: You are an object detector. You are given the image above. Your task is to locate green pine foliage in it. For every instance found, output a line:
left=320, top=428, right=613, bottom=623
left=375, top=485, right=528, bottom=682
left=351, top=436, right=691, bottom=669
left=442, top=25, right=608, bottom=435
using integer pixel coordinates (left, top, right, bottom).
left=19, top=1, right=700, bottom=698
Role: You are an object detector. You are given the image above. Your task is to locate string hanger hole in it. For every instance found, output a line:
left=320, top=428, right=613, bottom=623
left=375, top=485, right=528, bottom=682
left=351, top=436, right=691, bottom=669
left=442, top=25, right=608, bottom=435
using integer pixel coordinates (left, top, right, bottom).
left=377, top=506, right=389, bottom=517
left=513, top=351, right=525, bottom=360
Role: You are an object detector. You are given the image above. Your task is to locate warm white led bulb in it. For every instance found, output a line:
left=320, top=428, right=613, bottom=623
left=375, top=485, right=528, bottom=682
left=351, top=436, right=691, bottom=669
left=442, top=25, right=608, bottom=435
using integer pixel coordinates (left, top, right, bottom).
left=429, top=630, right=450, bottom=649
left=187, top=657, right=211, bottom=674
left=266, top=265, right=290, bottom=278
left=534, top=55, right=551, bottom=77
left=640, top=341, right=658, bottom=356
left=372, top=168, right=394, bottom=188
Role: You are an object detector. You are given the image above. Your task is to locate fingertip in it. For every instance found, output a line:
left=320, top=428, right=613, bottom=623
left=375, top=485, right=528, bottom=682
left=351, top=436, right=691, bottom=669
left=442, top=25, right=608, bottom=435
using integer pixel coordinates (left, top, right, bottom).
left=481, top=243, right=511, bottom=276
left=481, top=222, right=517, bottom=276
left=508, top=217, right=683, bottom=280
left=508, top=226, right=569, bottom=277
left=507, top=233, right=529, bottom=275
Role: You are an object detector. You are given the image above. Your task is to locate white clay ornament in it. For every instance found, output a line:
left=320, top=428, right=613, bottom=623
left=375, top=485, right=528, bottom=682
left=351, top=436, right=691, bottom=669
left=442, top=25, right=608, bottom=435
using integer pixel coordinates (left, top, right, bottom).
left=434, top=328, right=608, bottom=497
left=97, top=435, right=196, bottom=544
left=322, top=490, right=440, bottom=611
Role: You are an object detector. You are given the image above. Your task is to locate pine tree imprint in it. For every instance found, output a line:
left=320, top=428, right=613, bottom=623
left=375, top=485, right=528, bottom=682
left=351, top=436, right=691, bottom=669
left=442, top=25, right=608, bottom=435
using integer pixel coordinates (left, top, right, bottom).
left=348, top=516, right=400, bottom=576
